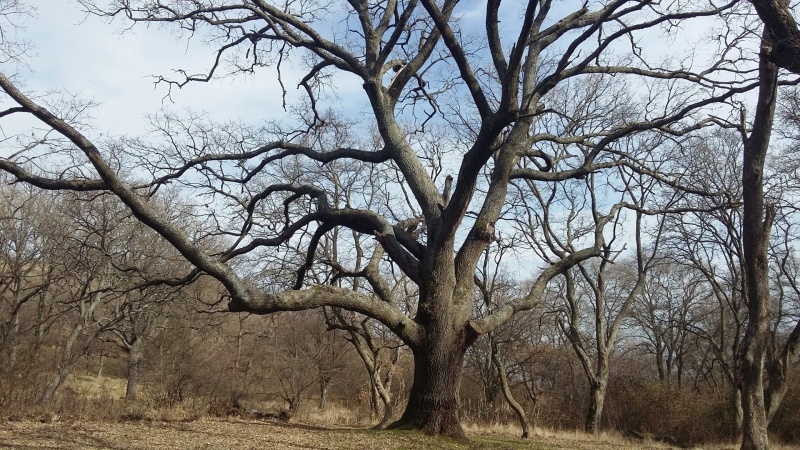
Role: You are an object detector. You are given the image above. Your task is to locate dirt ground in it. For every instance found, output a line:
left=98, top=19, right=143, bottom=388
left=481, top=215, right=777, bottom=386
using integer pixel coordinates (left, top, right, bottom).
left=0, top=417, right=680, bottom=450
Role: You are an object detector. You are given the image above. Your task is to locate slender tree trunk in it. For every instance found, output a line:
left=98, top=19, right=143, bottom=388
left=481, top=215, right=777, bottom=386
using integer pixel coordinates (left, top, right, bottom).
left=319, top=378, right=329, bottom=410
left=2, top=311, right=20, bottom=374
left=35, top=293, right=48, bottom=350
left=764, top=356, right=789, bottom=424
left=96, top=349, right=105, bottom=378
left=42, top=370, right=65, bottom=403
left=345, top=324, right=397, bottom=429
left=369, top=384, right=379, bottom=422
left=492, top=347, right=531, bottom=438
left=734, top=387, right=744, bottom=438
left=42, top=320, right=84, bottom=403
left=389, top=340, right=467, bottom=438
left=125, top=339, right=144, bottom=400
left=373, top=359, right=396, bottom=429
left=375, top=387, right=395, bottom=429
left=656, top=348, right=666, bottom=383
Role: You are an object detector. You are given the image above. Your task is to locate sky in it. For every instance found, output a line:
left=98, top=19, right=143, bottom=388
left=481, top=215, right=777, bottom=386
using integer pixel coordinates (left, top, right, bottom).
left=8, top=1, right=742, bottom=139
left=8, top=1, right=354, bottom=139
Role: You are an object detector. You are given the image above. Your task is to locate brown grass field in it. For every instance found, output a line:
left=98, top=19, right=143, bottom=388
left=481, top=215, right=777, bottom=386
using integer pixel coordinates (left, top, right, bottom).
left=0, top=376, right=787, bottom=450
left=0, top=417, right=679, bottom=450
left=9, top=415, right=783, bottom=450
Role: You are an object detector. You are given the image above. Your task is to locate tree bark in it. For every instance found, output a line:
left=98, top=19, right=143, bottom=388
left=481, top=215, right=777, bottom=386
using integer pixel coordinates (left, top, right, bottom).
left=42, top=371, right=65, bottom=403
left=388, top=342, right=467, bottom=438
left=735, top=387, right=744, bottom=438
left=585, top=379, right=606, bottom=435
left=42, top=317, right=84, bottom=403
left=738, top=24, right=778, bottom=450
left=374, top=357, right=397, bottom=429
left=319, top=379, right=329, bottom=410
left=376, top=389, right=395, bottom=429
left=749, top=0, right=800, bottom=74
left=764, top=356, right=788, bottom=424
left=3, top=310, right=20, bottom=374
left=125, top=338, right=144, bottom=400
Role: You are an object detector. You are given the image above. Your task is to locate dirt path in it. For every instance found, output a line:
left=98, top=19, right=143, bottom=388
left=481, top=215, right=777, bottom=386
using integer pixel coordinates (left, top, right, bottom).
left=0, top=418, right=672, bottom=449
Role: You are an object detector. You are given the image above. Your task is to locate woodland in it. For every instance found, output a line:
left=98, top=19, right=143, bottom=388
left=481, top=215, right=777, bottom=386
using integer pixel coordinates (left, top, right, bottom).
left=2, top=1, right=800, bottom=449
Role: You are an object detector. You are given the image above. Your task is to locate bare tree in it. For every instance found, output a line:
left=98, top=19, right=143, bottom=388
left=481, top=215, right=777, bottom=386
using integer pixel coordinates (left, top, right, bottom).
left=105, top=288, right=172, bottom=400
left=0, top=0, right=34, bottom=64
left=657, top=129, right=750, bottom=432
left=513, top=135, right=667, bottom=433
left=330, top=310, right=401, bottom=428
left=474, top=239, right=534, bottom=438
left=0, top=0, right=761, bottom=437
left=630, top=261, right=704, bottom=386
left=0, top=182, right=54, bottom=375
left=39, top=194, right=128, bottom=402
left=763, top=223, right=800, bottom=424
left=265, top=312, right=337, bottom=417
left=100, top=196, right=198, bottom=400
left=734, top=19, right=778, bottom=449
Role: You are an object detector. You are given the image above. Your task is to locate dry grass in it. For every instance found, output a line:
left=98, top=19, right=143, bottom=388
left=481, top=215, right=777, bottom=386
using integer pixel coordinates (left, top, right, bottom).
left=62, top=374, right=127, bottom=400
left=4, top=411, right=799, bottom=449
left=297, top=404, right=370, bottom=427
left=0, top=417, right=676, bottom=450
left=463, top=422, right=800, bottom=450
left=464, top=422, right=675, bottom=449
left=4, top=375, right=796, bottom=449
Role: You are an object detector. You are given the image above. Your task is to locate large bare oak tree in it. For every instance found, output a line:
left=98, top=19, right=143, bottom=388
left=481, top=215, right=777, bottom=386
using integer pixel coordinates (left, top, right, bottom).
left=0, top=0, right=762, bottom=437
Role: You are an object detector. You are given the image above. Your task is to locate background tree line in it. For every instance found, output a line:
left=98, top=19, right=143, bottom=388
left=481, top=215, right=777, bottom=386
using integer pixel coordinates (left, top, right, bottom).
left=2, top=150, right=800, bottom=447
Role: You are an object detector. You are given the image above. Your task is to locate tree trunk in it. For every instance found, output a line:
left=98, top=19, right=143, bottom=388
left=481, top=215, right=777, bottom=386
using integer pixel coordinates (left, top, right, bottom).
left=584, top=380, right=606, bottom=435
left=287, top=395, right=301, bottom=418
left=738, top=23, right=778, bottom=450
left=734, top=387, right=744, bottom=438
left=492, top=349, right=531, bottom=438
left=319, top=378, right=329, bottom=410
left=764, top=353, right=789, bottom=424
left=42, top=319, right=84, bottom=403
left=373, top=363, right=396, bottom=429
left=96, top=351, right=105, bottom=378
left=125, top=339, right=144, bottom=400
left=388, top=343, right=467, bottom=438
left=1, top=310, right=20, bottom=375
left=42, top=370, right=65, bottom=403
left=369, top=384, right=379, bottom=422
left=656, top=348, right=666, bottom=383
left=376, top=392, right=394, bottom=429
left=95, top=341, right=106, bottom=378
left=35, top=293, right=48, bottom=350
left=740, top=348, right=769, bottom=450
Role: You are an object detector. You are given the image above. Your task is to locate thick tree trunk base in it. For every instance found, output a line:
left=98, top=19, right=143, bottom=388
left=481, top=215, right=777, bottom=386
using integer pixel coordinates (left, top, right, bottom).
left=584, top=383, right=606, bottom=435
left=386, top=342, right=468, bottom=439
left=387, top=407, right=466, bottom=439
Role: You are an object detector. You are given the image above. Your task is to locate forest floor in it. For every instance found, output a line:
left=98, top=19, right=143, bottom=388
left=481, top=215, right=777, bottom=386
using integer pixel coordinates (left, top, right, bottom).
left=0, top=416, right=715, bottom=450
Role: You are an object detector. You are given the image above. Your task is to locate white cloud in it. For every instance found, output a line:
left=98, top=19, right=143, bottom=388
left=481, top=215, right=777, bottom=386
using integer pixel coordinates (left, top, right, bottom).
left=16, top=1, right=365, bottom=138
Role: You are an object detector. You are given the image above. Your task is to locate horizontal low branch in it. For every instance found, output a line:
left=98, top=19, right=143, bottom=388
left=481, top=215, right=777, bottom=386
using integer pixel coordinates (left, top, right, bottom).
left=228, top=285, right=422, bottom=347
